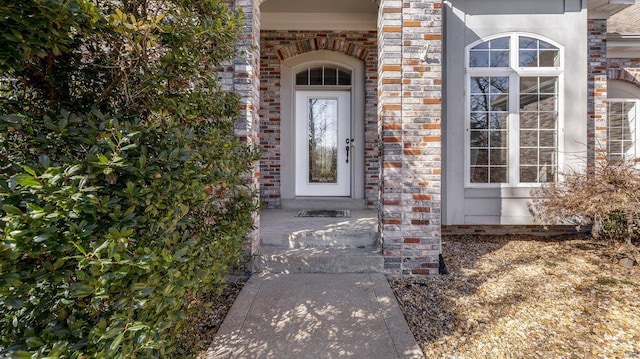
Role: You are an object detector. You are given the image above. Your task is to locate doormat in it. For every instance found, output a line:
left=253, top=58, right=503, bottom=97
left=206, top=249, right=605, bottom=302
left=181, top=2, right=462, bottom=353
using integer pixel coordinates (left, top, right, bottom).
left=296, top=209, right=351, bottom=218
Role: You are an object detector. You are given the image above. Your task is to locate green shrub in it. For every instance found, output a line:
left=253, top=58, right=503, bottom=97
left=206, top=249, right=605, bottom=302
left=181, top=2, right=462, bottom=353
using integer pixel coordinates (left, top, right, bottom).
left=0, top=0, right=257, bottom=357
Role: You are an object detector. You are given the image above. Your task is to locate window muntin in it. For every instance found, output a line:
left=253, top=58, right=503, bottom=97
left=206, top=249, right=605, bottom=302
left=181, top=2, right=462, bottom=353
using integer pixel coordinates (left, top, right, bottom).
left=469, top=37, right=510, bottom=68
left=296, top=66, right=352, bottom=86
left=466, top=34, right=562, bottom=186
left=608, top=100, right=638, bottom=161
left=519, top=77, right=558, bottom=183
left=469, top=76, right=509, bottom=183
left=518, top=37, right=560, bottom=68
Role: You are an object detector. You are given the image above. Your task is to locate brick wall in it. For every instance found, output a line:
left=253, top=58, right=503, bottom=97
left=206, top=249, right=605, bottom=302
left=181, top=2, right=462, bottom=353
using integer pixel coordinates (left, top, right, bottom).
left=587, top=19, right=608, bottom=169
left=259, top=30, right=379, bottom=209
left=232, top=0, right=261, bottom=258
left=378, top=0, right=443, bottom=275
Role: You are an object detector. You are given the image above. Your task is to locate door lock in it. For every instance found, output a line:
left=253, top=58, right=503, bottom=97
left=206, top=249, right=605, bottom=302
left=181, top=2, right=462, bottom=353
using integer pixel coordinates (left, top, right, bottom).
left=345, top=138, right=354, bottom=163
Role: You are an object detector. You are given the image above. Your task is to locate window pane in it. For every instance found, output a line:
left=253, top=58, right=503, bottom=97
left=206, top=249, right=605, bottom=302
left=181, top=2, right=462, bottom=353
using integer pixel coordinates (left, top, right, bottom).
left=470, top=37, right=510, bottom=68
left=520, top=77, right=538, bottom=94
left=520, top=113, right=538, bottom=129
left=518, top=37, right=559, bottom=68
left=520, top=130, right=538, bottom=147
left=470, top=50, right=489, bottom=67
left=308, top=98, right=338, bottom=183
left=490, top=149, right=508, bottom=166
left=520, top=148, right=538, bottom=165
left=490, top=130, right=508, bottom=147
left=491, top=51, right=509, bottom=67
left=520, top=166, right=538, bottom=182
left=324, top=67, right=337, bottom=85
left=489, top=167, right=508, bottom=183
left=470, top=130, right=488, bottom=147
left=490, top=37, right=510, bottom=49
left=296, top=70, right=309, bottom=85
left=470, top=149, right=489, bottom=166
left=469, top=76, right=510, bottom=183
left=489, top=113, right=508, bottom=129
left=471, top=95, right=489, bottom=112
left=471, top=113, right=489, bottom=129
left=338, top=69, right=351, bottom=85
left=519, top=37, right=537, bottom=49
left=540, top=112, right=557, bottom=129
left=309, top=67, right=323, bottom=85
left=518, top=76, right=558, bottom=183
left=539, top=49, right=560, bottom=67
left=539, top=130, right=556, bottom=147
left=519, top=50, right=538, bottom=67
left=471, top=167, right=488, bottom=183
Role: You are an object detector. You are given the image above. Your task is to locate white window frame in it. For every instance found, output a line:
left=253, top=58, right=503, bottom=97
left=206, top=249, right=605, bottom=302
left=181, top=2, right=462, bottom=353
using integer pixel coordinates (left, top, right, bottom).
left=465, top=32, right=564, bottom=188
left=607, top=98, right=640, bottom=162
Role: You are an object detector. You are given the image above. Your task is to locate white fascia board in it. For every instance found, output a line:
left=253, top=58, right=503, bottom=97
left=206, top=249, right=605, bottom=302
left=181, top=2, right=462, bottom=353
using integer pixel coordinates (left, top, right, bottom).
left=261, top=12, right=377, bottom=31
left=607, top=35, right=640, bottom=57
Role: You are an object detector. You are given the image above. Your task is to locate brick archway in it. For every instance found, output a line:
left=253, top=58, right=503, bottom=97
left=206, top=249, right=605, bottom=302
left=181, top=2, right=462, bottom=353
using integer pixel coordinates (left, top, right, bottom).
left=608, top=68, right=640, bottom=88
left=275, top=38, right=370, bottom=62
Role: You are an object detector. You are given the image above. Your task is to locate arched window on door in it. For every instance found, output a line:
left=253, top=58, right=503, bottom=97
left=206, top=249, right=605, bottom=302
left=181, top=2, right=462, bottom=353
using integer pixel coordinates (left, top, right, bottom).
left=295, top=66, right=352, bottom=86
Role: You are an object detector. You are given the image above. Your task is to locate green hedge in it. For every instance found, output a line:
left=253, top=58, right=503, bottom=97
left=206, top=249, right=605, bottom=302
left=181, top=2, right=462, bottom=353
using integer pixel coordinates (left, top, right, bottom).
left=0, top=1, right=258, bottom=357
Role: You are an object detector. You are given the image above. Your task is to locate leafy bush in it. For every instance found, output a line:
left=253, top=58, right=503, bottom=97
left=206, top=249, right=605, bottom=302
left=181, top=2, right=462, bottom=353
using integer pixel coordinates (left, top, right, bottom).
left=0, top=0, right=258, bottom=357
left=530, top=159, right=640, bottom=243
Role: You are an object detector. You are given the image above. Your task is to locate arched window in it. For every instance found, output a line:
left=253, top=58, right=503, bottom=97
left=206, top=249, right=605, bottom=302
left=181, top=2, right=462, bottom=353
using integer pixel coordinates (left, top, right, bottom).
left=466, top=34, right=563, bottom=186
left=295, top=66, right=352, bottom=86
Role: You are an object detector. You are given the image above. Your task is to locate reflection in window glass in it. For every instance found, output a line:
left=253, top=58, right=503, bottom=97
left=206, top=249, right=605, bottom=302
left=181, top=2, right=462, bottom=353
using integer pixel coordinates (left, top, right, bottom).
left=467, top=34, right=562, bottom=186
left=519, top=37, right=559, bottom=68
left=308, top=98, right=338, bottom=183
left=519, top=77, right=558, bottom=183
left=469, top=76, right=509, bottom=183
left=469, top=36, right=510, bottom=68
left=608, top=101, right=637, bottom=161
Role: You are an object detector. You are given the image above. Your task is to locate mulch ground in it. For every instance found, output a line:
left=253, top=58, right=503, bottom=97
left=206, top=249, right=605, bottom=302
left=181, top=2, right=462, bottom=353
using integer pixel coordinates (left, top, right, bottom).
left=389, top=235, right=640, bottom=358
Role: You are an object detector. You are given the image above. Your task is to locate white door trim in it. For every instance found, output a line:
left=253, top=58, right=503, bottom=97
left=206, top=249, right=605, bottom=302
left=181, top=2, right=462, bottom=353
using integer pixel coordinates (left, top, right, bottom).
left=281, top=50, right=365, bottom=200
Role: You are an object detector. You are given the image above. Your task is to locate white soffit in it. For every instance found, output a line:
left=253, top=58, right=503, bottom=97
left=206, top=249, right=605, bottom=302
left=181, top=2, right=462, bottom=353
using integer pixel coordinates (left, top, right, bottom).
left=259, top=0, right=378, bottom=31
left=588, top=0, right=637, bottom=19
left=261, top=12, right=377, bottom=31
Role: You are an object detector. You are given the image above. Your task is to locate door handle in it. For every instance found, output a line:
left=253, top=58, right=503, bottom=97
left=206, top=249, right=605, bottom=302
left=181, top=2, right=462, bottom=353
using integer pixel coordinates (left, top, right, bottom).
left=345, top=138, right=354, bottom=163
left=345, top=145, right=350, bottom=163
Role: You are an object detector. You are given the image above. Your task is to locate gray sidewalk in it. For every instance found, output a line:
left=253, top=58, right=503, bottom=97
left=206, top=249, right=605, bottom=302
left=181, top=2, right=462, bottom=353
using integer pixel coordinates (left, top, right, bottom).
left=206, top=273, right=424, bottom=359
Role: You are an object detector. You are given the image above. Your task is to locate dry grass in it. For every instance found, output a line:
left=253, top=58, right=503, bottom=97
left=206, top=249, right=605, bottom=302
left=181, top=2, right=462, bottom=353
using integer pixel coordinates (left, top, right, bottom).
left=389, top=235, right=640, bottom=358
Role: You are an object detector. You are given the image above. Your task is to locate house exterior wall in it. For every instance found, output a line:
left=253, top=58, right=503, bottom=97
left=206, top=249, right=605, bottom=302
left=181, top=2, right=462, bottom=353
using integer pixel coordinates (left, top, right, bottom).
left=378, top=0, right=443, bottom=275
left=443, top=0, right=588, bottom=226
left=258, top=30, right=379, bottom=209
left=588, top=18, right=609, bottom=169
left=230, top=0, right=261, bottom=261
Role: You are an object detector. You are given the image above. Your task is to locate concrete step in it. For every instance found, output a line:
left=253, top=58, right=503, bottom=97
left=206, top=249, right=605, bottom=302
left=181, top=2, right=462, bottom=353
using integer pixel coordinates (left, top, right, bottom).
left=260, top=209, right=378, bottom=249
left=254, top=247, right=385, bottom=274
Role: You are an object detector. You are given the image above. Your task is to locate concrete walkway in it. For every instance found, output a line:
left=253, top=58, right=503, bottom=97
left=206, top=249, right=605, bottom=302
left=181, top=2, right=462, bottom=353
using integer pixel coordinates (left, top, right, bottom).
left=206, top=273, right=424, bottom=359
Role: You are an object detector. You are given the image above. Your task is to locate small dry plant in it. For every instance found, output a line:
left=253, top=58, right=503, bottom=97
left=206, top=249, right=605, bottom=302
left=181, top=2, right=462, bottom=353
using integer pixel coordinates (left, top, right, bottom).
left=530, top=160, right=640, bottom=263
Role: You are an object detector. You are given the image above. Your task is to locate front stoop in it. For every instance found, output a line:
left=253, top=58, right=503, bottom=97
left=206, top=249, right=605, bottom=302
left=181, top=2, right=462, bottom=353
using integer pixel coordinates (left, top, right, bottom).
left=254, top=247, right=384, bottom=273
left=255, top=208, right=384, bottom=273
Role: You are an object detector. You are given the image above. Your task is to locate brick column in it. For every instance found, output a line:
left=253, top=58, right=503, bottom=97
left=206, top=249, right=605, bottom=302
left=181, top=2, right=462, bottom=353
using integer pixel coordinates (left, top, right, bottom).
left=232, top=0, right=261, bottom=257
left=378, top=0, right=443, bottom=275
left=587, top=18, right=608, bottom=169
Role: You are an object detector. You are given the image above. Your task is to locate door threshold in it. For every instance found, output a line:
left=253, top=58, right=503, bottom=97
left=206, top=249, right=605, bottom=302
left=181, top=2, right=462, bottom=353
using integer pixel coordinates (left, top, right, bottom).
left=281, top=198, right=366, bottom=210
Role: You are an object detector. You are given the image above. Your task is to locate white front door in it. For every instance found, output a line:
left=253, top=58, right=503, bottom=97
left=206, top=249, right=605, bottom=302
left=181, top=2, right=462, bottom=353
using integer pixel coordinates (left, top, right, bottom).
left=295, top=90, right=351, bottom=196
